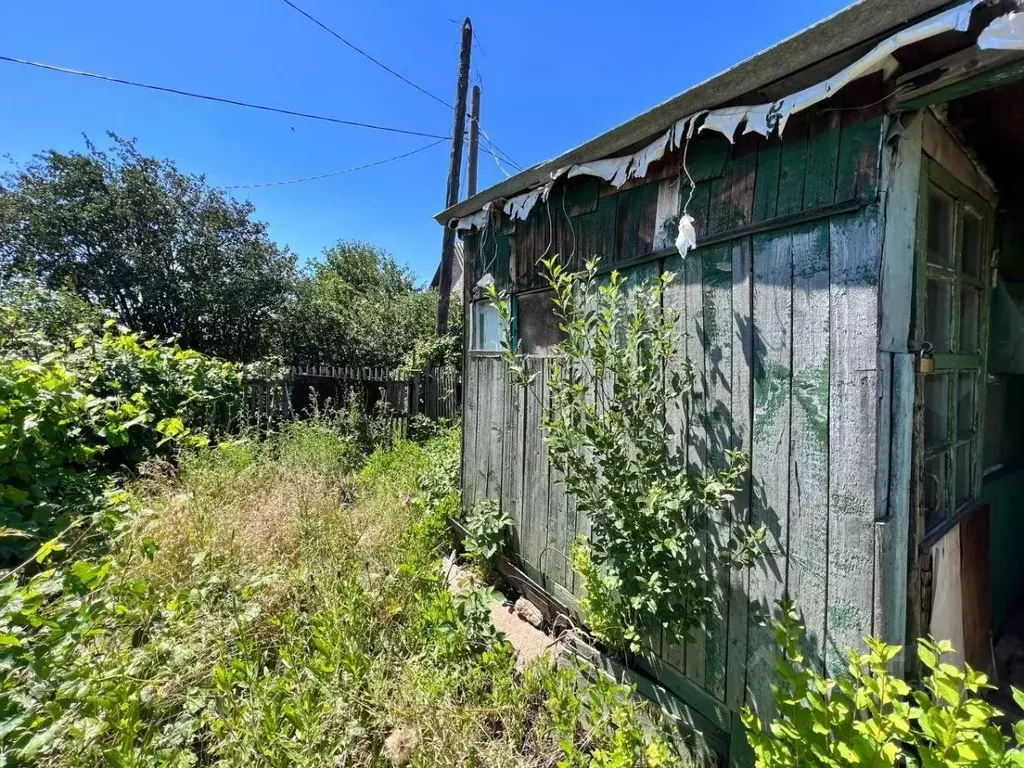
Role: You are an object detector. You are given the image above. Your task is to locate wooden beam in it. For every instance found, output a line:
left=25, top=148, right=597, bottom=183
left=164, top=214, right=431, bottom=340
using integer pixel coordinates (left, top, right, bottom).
left=921, top=112, right=998, bottom=206
left=897, top=53, right=1024, bottom=111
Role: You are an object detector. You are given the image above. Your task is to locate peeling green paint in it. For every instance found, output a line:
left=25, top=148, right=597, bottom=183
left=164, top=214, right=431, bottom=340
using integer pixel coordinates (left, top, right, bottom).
left=792, top=360, right=829, bottom=459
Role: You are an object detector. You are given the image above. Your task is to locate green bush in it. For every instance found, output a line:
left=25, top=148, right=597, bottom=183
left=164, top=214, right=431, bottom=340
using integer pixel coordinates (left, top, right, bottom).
left=742, top=601, right=1024, bottom=767
left=0, top=281, right=243, bottom=557
left=463, top=498, right=513, bottom=562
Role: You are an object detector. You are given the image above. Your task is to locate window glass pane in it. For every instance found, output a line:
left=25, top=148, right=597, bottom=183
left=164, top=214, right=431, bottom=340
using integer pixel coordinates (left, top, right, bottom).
left=959, top=287, right=980, bottom=353
left=955, top=443, right=973, bottom=506
left=957, top=372, right=976, bottom=438
left=927, top=188, right=954, bottom=267
left=470, top=302, right=501, bottom=351
left=926, top=278, right=952, bottom=353
left=924, top=374, right=949, bottom=448
left=925, top=453, right=948, bottom=531
left=962, top=210, right=983, bottom=279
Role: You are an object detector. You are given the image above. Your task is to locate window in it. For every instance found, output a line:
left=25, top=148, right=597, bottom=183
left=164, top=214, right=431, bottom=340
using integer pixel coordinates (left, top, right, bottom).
left=916, top=163, right=993, bottom=534
left=516, top=290, right=565, bottom=356
left=470, top=301, right=501, bottom=352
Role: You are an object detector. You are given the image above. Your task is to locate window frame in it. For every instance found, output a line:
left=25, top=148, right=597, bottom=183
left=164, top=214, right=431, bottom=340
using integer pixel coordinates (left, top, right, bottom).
left=914, top=159, right=995, bottom=537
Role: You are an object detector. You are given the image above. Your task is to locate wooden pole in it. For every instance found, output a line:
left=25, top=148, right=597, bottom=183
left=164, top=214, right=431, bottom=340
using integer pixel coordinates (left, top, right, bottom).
left=436, top=17, right=472, bottom=336
left=467, top=84, right=481, bottom=198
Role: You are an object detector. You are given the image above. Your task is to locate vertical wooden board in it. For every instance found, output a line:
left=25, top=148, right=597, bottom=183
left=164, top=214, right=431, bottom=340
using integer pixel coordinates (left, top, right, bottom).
left=804, top=109, right=843, bottom=211
left=653, top=178, right=681, bottom=252
left=685, top=246, right=708, bottom=687
left=826, top=210, right=881, bottom=675
left=475, top=358, right=496, bottom=503
left=616, top=187, right=645, bottom=262
left=574, top=211, right=598, bottom=265
left=776, top=117, right=809, bottom=217
left=637, top=182, right=659, bottom=255
left=707, top=173, right=733, bottom=237
left=685, top=180, right=714, bottom=241
left=487, top=358, right=508, bottom=501
left=752, top=140, right=782, bottom=222
left=662, top=253, right=691, bottom=673
left=523, top=358, right=551, bottom=579
left=546, top=435, right=570, bottom=590
left=501, top=376, right=525, bottom=552
left=726, top=237, right=754, bottom=711
left=787, top=222, right=831, bottom=673
left=836, top=114, right=884, bottom=205
left=595, top=195, right=618, bottom=264
left=462, top=357, right=479, bottom=512
left=746, top=229, right=793, bottom=718
left=728, top=144, right=759, bottom=229
left=702, top=243, right=734, bottom=702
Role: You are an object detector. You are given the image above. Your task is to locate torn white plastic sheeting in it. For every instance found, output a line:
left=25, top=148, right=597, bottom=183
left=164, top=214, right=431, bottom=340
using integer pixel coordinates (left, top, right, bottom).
left=476, top=272, right=495, bottom=290
left=568, top=156, right=633, bottom=187
left=699, top=107, right=751, bottom=144
left=674, top=214, right=697, bottom=256
left=626, top=130, right=671, bottom=180
left=979, top=12, right=1024, bottom=50
left=764, top=0, right=981, bottom=134
left=504, top=187, right=545, bottom=221
left=455, top=202, right=491, bottom=232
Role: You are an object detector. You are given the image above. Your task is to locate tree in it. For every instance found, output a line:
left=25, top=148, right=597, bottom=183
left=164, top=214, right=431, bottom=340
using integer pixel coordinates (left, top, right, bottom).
left=283, top=241, right=439, bottom=368
left=0, top=134, right=296, bottom=362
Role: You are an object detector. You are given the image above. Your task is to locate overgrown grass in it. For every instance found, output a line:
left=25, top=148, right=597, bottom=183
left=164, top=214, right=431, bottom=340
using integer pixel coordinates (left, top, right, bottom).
left=1, top=420, right=694, bottom=767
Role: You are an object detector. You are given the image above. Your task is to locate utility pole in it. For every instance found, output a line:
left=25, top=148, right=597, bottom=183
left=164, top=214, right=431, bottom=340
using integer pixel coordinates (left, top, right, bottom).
left=436, top=17, right=472, bottom=336
left=467, top=84, right=481, bottom=198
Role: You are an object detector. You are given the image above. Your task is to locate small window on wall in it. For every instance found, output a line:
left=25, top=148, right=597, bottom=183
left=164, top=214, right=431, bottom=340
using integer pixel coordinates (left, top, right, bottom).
left=470, top=300, right=501, bottom=352
left=517, top=290, right=566, bottom=356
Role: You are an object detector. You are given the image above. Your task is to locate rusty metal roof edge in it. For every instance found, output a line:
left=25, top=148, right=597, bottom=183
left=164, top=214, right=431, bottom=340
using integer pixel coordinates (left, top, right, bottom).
left=434, top=0, right=960, bottom=225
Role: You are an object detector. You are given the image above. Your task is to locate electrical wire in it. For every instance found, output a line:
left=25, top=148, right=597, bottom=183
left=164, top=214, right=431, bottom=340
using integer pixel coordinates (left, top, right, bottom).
left=223, top=138, right=446, bottom=189
left=281, top=1, right=522, bottom=174
left=280, top=0, right=451, bottom=110
left=0, top=54, right=449, bottom=140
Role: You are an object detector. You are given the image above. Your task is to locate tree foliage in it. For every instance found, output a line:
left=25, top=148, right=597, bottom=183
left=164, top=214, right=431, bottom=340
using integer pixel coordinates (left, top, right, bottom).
left=283, top=241, right=440, bottom=368
left=491, top=257, right=764, bottom=652
left=743, top=601, right=1024, bottom=767
left=0, top=134, right=296, bottom=362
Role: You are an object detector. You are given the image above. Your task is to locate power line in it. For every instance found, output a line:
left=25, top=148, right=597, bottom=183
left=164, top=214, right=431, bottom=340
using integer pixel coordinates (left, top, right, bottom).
left=0, top=54, right=450, bottom=140
left=223, top=138, right=445, bottom=189
left=280, top=0, right=451, bottom=110
left=282, top=1, right=522, bottom=174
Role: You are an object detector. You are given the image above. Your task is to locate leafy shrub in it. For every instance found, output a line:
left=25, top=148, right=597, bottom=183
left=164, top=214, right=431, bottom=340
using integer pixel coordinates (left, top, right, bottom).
left=490, top=257, right=764, bottom=652
left=742, top=600, right=1024, bottom=767
left=463, top=498, right=513, bottom=561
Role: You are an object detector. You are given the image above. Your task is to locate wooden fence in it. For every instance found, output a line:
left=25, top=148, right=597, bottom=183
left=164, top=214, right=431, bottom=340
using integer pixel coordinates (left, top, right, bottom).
left=239, top=364, right=461, bottom=432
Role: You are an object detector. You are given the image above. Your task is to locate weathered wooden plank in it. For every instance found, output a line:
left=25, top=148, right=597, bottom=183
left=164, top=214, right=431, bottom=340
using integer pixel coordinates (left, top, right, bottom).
left=876, top=352, right=914, bottom=675
left=826, top=210, right=881, bottom=675
left=708, top=173, right=733, bottom=237
left=729, top=141, right=759, bottom=229
left=523, top=358, right=551, bottom=580
left=486, top=358, right=507, bottom=501
left=595, top=195, right=618, bottom=264
left=752, top=139, right=782, bottom=222
left=502, top=374, right=526, bottom=554
left=702, top=243, right=734, bottom=702
left=546, top=427, right=570, bottom=590
left=786, top=221, right=831, bottom=674
left=685, top=245, right=708, bottom=687
left=836, top=113, right=882, bottom=204
left=804, top=109, right=843, bottom=211
left=776, top=116, right=809, bottom=217
left=636, top=182, right=659, bottom=256
left=726, top=237, right=754, bottom=711
left=921, top=111, right=998, bottom=205
left=879, top=112, right=922, bottom=353
left=616, top=187, right=645, bottom=263
left=462, top=357, right=480, bottom=511
left=653, top=178, right=681, bottom=252
left=662, top=252, right=690, bottom=674
left=746, top=229, right=793, bottom=718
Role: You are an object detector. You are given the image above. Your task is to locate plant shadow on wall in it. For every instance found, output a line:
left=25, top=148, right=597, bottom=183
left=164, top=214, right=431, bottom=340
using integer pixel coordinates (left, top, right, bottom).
left=488, top=255, right=766, bottom=654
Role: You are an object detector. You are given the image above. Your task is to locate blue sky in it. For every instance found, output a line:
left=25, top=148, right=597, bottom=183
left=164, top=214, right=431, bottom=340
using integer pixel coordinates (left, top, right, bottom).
left=0, top=0, right=849, bottom=283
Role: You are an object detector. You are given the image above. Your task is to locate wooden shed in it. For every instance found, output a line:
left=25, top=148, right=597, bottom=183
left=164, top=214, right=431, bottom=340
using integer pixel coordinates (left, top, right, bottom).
left=437, top=0, right=1024, bottom=760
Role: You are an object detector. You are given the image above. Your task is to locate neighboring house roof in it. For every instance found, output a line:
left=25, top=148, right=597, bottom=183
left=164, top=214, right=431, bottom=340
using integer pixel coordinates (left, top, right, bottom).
left=435, top=0, right=960, bottom=226
left=429, top=238, right=464, bottom=297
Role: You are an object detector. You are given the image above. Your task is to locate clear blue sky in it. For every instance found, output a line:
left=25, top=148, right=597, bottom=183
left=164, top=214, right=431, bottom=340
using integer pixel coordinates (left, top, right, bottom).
left=0, top=0, right=849, bottom=284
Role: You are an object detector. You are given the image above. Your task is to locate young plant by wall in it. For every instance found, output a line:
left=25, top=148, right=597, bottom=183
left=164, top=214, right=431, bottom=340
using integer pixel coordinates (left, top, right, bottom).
left=463, top=498, right=513, bottom=562
left=489, top=257, right=764, bottom=653
left=742, top=601, right=1024, bottom=767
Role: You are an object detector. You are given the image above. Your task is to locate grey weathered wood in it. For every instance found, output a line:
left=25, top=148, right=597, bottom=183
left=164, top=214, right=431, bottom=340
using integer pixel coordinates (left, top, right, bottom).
left=523, top=358, right=551, bottom=582
left=486, top=358, right=507, bottom=501
left=684, top=247, right=708, bottom=688
left=502, top=374, right=526, bottom=553
left=726, top=236, right=754, bottom=712
left=462, top=357, right=481, bottom=510
left=877, top=352, right=915, bottom=675
left=879, top=112, right=923, bottom=353
left=746, top=229, right=793, bottom=718
left=662, top=253, right=690, bottom=674
left=653, top=177, right=682, bottom=252
left=701, top=243, right=734, bottom=702
left=787, top=222, right=831, bottom=674
left=826, top=210, right=881, bottom=675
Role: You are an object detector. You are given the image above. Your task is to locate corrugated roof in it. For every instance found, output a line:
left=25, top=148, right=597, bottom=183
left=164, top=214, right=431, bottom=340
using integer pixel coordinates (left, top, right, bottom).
left=435, top=0, right=959, bottom=225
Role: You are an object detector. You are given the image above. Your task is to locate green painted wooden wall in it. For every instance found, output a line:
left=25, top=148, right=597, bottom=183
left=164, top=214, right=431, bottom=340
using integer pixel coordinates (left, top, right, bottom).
left=461, top=102, right=888, bottom=736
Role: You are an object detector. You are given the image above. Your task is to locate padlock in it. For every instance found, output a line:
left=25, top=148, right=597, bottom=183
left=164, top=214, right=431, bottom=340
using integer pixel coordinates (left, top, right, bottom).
left=917, top=342, right=935, bottom=374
